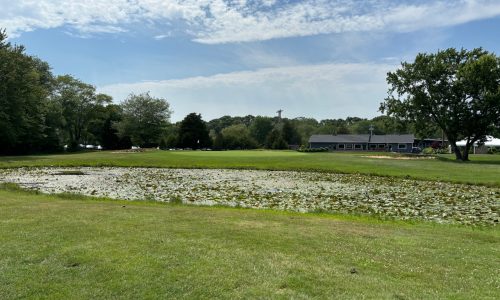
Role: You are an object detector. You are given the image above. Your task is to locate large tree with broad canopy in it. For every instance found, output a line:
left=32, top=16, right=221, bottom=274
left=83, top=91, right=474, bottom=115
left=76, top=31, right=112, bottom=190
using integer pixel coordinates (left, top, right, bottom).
left=380, top=48, right=500, bottom=161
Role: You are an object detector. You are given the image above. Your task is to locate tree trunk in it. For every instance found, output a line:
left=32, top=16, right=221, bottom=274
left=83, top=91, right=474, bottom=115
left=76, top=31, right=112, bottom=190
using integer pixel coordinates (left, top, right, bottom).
left=450, top=141, right=463, bottom=160
left=462, top=143, right=470, bottom=161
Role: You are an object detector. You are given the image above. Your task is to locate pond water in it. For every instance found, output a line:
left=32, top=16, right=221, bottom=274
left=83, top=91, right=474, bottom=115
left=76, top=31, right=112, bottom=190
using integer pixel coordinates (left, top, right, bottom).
left=0, top=167, right=498, bottom=225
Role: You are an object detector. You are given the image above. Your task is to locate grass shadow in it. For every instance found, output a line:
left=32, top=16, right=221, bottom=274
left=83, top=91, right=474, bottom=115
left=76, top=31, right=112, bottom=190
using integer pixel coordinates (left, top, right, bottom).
left=436, top=155, right=500, bottom=165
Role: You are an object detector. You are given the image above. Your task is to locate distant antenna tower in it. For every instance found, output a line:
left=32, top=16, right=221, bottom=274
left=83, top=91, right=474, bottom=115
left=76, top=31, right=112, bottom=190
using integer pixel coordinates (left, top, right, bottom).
left=369, top=124, right=374, bottom=136
left=277, top=109, right=283, bottom=120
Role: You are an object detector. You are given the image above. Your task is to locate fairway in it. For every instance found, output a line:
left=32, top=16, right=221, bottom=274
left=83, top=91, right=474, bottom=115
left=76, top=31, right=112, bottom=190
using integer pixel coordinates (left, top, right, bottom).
left=1, top=150, right=498, bottom=298
left=0, top=188, right=498, bottom=299
left=1, top=150, right=499, bottom=186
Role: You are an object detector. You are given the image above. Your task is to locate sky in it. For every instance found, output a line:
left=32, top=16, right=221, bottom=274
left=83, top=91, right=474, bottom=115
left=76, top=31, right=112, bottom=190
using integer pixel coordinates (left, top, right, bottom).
left=2, top=0, right=500, bottom=122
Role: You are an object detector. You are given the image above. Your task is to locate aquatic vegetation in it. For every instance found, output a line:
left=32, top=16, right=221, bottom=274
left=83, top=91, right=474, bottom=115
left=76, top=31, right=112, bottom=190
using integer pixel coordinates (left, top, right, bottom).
left=0, top=167, right=498, bottom=225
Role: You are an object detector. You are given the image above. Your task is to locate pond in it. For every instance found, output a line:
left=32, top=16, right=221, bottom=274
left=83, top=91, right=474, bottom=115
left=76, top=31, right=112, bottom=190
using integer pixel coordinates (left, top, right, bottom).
left=0, top=167, right=498, bottom=225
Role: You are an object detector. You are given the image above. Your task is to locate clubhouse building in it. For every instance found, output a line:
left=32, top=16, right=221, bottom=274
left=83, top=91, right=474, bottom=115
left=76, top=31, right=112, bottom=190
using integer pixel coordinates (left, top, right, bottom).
left=309, top=134, right=415, bottom=153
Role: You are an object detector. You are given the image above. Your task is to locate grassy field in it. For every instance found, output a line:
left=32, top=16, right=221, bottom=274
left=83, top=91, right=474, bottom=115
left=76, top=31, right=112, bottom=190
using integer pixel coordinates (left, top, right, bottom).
left=0, top=187, right=498, bottom=299
left=1, top=150, right=499, bottom=186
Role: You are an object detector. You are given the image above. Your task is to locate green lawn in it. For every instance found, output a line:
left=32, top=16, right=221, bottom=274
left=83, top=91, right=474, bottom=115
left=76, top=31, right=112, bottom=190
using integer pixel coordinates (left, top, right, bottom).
left=0, top=188, right=498, bottom=299
left=1, top=150, right=499, bottom=185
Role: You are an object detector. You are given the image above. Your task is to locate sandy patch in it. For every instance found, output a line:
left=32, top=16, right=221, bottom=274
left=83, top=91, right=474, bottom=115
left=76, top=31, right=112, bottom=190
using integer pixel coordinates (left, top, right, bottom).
left=363, top=155, right=435, bottom=160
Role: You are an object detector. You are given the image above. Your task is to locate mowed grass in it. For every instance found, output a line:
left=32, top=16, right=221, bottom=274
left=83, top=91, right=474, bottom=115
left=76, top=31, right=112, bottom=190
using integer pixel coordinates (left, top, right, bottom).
left=0, top=188, right=498, bottom=299
left=1, top=150, right=499, bottom=185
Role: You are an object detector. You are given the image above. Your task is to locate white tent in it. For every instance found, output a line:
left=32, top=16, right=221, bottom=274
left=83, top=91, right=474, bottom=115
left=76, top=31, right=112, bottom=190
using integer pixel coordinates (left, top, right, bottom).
left=456, top=136, right=500, bottom=154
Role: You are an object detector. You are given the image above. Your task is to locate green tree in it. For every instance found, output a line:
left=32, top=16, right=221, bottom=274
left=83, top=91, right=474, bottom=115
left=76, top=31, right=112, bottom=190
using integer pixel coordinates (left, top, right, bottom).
left=177, top=113, right=211, bottom=149
left=97, top=104, right=124, bottom=150
left=0, top=29, right=59, bottom=154
left=249, top=116, right=274, bottom=146
left=266, top=128, right=288, bottom=149
left=165, top=134, right=178, bottom=149
left=221, top=124, right=258, bottom=150
left=282, top=119, right=301, bottom=145
left=318, top=119, right=350, bottom=135
left=207, top=115, right=256, bottom=134
left=350, top=119, right=371, bottom=134
left=117, top=92, right=172, bottom=147
left=212, top=132, right=225, bottom=150
left=52, top=75, right=111, bottom=150
left=291, top=117, right=319, bottom=145
left=370, top=115, right=413, bottom=135
left=207, top=115, right=236, bottom=134
left=163, top=124, right=179, bottom=149
left=381, top=48, right=500, bottom=161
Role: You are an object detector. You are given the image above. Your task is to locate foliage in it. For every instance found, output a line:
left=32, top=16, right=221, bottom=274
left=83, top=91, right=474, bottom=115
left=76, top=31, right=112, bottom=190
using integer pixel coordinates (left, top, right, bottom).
left=487, top=147, right=499, bottom=154
left=422, top=147, right=435, bottom=155
left=381, top=48, right=500, bottom=161
left=164, top=134, right=178, bottom=149
left=220, top=124, right=258, bottom=149
left=177, top=113, right=211, bottom=149
left=0, top=29, right=60, bottom=154
left=201, top=113, right=445, bottom=151
left=291, top=117, right=319, bottom=145
left=212, top=132, right=225, bottom=150
left=298, top=147, right=329, bottom=152
left=266, top=128, right=288, bottom=149
left=249, top=116, right=274, bottom=146
left=207, top=115, right=255, bottom=134
left=158, top=138, right=167, bottom=150
left=0, top=28, right=132, bottom=154
left=52, top=75, right=112, bottom=150
left=116, top=92, right=172, bottom=147
left=281, top=119, right=301, bottom=145
left=97, top=104, right=127, bottom=150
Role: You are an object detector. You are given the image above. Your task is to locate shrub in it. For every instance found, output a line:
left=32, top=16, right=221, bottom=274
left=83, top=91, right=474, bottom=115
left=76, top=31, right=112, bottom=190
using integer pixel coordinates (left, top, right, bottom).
left=422, top=147, right=448, bottom=155
left=422, top=147, right=435, bottom=155
left=298, top=147, right=329, bottom=153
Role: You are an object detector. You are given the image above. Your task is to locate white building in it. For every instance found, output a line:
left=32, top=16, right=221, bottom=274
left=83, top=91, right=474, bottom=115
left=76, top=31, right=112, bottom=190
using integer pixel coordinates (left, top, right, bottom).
left=455, top=136, right=500, bottom=154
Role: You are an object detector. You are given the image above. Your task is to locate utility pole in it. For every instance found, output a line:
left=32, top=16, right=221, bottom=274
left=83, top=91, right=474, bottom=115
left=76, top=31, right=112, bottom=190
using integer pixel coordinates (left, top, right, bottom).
left=369, top=124, right=374, bottom=143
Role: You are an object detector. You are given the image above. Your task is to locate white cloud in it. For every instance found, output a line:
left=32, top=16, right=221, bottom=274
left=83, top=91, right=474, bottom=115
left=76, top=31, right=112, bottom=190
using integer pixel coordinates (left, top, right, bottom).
left=98, top=62, right=396, bottom=121
left=153, top=33, right=172, bottom=40
left=1, top=0, right=499, bottom=42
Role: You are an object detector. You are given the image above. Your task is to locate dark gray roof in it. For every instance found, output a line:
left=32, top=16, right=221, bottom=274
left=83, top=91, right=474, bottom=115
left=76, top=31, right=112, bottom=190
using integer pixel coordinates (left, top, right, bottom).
left=309, top=134, right=415, bottom=144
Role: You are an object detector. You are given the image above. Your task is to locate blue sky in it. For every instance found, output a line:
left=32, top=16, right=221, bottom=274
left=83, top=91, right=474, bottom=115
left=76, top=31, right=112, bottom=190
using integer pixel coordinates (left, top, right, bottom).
left=2, top=0, right=500, bottom=121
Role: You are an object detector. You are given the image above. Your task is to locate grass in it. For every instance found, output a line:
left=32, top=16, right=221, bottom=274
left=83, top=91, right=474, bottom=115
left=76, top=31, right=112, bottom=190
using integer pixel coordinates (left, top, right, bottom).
left=1, top=150, right=500, bottom=186
left=0, top=188, right=498, bottom=299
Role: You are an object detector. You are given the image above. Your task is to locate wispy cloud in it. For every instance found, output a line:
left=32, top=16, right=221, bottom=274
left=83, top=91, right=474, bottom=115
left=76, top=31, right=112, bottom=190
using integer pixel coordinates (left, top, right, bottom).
left=153, top=33, right=172, bottom=40
left=98, top=62, right=396, bottom=121
left=1, top=0, right=500, bottom=43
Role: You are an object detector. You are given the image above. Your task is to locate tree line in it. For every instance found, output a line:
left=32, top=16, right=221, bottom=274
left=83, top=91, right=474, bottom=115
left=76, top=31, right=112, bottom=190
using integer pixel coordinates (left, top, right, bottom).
left=2, top=27, right=498, bottom=159
left=162, top=114, right=420, bottom=151
left=0, top=29, right=172, bottom=154
left=0, top=28, right=421, bottom=154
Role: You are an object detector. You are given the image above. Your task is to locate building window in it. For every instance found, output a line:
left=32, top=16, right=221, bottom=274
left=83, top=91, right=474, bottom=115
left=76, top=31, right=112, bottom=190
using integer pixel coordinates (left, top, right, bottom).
left=398, top=144, right=407, bottom=150
left=369, top=144, right=377, bottom=150
left=378, top=144, right=385, bottom=149
left=338, top=144, right=345, bottom=150
left=354, top=144, right=362, bottom=150
left=345, top=144, right=353, bottom=149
